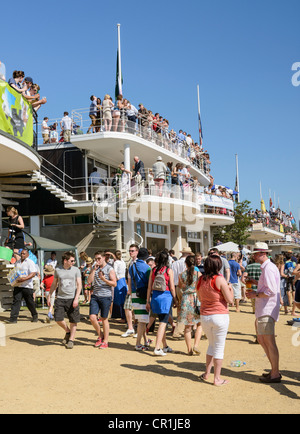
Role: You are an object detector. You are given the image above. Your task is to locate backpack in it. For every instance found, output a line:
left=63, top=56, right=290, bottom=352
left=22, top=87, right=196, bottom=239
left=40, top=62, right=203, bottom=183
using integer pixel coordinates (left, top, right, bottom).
left=152, top=267, right=169, bottom=292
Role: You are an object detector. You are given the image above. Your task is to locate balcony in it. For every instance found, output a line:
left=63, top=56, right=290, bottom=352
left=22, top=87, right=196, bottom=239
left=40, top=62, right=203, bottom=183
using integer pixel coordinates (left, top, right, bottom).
left=248, top=221, right=285, bottom=242
left=37, top=108, right=212, bottom=186
left=0, top=78, right=40, bottom=174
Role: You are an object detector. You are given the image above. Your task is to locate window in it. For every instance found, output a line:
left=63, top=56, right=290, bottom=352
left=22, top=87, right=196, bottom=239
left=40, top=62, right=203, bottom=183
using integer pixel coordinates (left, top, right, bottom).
left=146, top=223, right=167, bottom=234
left=43, top=214, right=93, bottom=226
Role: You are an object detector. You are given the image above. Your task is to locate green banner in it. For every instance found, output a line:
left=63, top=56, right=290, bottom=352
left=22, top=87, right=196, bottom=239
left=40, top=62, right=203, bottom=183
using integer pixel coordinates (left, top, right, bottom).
left=0, top=81, right=33, bottom=146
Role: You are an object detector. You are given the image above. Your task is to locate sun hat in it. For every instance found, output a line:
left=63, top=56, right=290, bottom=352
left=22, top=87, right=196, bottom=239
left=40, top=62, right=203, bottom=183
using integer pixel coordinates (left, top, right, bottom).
left=157, top=156, right=162, bottom=161
left=180, top=247, right=195, bottom=255
left=44, top=265, right=55, bottom=275
left=86, top=257, right=93, bottom=264
left=251, top=242, right=272, bottom=254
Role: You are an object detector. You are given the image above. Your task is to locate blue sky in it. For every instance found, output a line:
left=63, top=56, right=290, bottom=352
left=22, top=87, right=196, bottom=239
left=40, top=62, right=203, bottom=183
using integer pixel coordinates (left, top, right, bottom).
left=2, top=0, right=300, bottom=223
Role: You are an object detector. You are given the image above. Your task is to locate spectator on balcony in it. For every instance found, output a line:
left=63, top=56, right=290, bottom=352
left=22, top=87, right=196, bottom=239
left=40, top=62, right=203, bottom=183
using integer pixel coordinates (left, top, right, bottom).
left=103, top=94, right=114, bottom=131
left=42, top=117, right=50, bottom=144
left=87, top=95, right=97, bottom=134
left=119, top=163, right=132, bottom=200
left=152, top=156, right=167, bottom=197
left=133, top=156, right=146, bottom=181
left=138, top=103, right=149, bottom=136
left=112, top=95, right=122, bottom=132
left=8, top=70, right=25, bottom=92
left=89, top=167, right=102, bottom=201
left=60, top=111, right=72, bottom=143
left=96, top=97, right=102, bottom=133
left=28, top=84, right=47, bottom=112
left=126, top=100, right=138, bottom=131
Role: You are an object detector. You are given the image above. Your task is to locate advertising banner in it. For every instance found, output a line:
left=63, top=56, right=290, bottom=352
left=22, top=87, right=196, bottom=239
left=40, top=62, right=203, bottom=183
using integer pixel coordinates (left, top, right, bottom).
left=0, top=81, right=33, bottom=146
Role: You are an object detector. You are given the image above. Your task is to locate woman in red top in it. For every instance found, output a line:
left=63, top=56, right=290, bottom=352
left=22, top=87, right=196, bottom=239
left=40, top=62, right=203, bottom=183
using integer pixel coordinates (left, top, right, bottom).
left=197, top=254, right=233, bottom=386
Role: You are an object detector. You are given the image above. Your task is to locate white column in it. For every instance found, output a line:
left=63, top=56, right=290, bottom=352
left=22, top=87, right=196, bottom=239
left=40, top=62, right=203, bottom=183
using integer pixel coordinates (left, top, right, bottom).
left=124, top=143, right=130, bottom=171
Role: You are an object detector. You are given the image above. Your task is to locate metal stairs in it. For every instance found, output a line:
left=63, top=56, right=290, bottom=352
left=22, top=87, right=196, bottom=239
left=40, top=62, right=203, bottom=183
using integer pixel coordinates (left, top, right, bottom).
left=30, top=170, right=78, bottom=204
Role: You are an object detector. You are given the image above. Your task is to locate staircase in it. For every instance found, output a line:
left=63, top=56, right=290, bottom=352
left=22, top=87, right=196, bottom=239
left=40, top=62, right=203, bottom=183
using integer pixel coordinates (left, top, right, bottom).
left=0, top=260, right=15, bottom=312
left=30, top=170, right=78, bottom=204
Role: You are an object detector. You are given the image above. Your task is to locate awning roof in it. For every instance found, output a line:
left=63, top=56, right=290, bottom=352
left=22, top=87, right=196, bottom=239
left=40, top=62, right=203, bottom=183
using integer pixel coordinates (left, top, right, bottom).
left=26, top=234, right=77, bottom=252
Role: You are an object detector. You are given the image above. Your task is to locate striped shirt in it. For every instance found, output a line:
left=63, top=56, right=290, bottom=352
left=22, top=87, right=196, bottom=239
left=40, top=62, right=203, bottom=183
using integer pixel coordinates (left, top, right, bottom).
left=93, top=264, right=114, bottom=298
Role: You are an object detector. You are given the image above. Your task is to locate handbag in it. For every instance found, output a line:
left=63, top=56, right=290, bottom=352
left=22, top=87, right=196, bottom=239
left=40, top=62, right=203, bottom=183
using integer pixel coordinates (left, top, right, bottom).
left=194, top=293, right=201, bottom=315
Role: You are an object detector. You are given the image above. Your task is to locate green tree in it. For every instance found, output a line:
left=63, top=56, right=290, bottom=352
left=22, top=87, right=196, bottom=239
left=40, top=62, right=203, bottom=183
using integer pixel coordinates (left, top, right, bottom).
left=213, top=200, right=253, bottom=246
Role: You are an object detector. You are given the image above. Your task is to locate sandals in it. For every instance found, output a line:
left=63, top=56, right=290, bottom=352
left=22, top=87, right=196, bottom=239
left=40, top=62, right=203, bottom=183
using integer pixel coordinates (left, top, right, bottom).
left=259, top=373, right=282, bottom=383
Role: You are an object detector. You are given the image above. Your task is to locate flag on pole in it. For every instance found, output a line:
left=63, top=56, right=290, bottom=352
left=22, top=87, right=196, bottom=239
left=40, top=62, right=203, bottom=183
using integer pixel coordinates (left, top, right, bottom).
left=197, top=85, right=203, bottom=146
left=115, top=24, right=123, bottom=100
left=261, top=199, right=266, bottom=212
left=115, top=49, right=123, bottom=100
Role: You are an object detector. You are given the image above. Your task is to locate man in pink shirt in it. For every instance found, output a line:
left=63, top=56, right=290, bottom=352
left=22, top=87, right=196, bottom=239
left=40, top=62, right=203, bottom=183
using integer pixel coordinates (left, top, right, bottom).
left=246, top=242, right=281, bottom=383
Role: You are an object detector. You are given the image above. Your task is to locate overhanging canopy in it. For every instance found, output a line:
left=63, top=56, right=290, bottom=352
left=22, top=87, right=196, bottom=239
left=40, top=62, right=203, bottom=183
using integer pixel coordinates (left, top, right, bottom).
left=27, top=235, right=77, bottom=252
left=212, top=241, right=240, bottom=253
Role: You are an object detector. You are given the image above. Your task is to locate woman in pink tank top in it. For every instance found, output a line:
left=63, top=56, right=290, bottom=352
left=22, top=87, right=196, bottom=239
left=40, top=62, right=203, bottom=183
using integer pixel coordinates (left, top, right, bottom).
left=197, top=254, right=234, bottom=386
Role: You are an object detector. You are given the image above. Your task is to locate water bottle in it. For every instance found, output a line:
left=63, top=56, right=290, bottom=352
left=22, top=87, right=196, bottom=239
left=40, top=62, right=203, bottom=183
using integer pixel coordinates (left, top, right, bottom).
left=230, top=360, right=246, bottom=367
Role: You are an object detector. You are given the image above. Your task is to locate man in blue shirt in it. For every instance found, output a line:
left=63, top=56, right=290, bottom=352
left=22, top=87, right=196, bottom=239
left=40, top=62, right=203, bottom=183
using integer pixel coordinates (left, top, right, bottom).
left=128, top=248, right=151, bottom=351
left=228, top=252, right=242, bottom=312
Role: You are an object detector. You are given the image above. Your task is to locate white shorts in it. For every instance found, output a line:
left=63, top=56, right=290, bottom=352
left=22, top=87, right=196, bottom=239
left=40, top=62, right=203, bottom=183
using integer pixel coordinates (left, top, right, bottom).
left=231, top=282, right=241, bottom=300
left=201, top=314, right=230, bottom=359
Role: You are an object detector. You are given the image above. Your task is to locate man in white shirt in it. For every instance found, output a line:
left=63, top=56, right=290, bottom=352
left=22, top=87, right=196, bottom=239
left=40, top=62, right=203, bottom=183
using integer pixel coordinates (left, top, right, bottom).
left=7, top=249, right=38, bottom=323
left=46, top=251, right=58, bottom=268
left=42, top=117, right=50, bottom=144
left=89, top=167, right=102, bottom=201
left=60, top=111, right=72, bottom=143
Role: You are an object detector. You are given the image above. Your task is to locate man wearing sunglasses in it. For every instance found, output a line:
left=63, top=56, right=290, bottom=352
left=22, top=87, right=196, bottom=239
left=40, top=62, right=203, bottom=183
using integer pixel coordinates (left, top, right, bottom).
left=48, top=251, right=81, bottom=349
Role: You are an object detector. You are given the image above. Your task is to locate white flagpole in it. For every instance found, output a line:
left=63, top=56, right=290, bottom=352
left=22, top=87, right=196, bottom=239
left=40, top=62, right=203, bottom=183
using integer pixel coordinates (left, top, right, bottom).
left=235, top=154, right=240, bottom=203
left=117, top=23, right=122, bottom=96
left=259, top=181, right=262, bottom=200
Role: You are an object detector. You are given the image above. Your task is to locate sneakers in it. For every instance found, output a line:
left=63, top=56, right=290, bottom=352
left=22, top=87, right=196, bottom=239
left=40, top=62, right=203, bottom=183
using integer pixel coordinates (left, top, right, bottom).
left=65, top=340, right=74, bottom=349
left=95, top=337, right=103, bottom=348
left=98, top=342, right=108, bottom=349
left=46, top=313, right=54, bottom=323
left=163, top=346, right=173, bottom=353
left=135, top=344, right=148, bottom=351
left=62, top=332, right=70, bottom=345
left=121, top=329, right=135, bottom=338
left=154, top=348, right=167, bottom=356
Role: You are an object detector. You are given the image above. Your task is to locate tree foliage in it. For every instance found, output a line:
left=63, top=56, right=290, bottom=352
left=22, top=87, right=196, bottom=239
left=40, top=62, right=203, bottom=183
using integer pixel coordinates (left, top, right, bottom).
left=213, top=200, right=253, bottom=246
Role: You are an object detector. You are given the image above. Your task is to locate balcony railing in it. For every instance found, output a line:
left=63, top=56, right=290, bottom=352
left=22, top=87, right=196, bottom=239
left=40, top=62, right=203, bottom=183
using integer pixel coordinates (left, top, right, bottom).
left=37, top=158, right=234, bottom=223
left=37, top=109, right=211, bottom=176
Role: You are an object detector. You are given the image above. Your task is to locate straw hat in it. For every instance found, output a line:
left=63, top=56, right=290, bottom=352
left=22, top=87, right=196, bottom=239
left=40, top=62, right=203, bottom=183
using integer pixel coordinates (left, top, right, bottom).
left=44, top=265, right=55, bottom=275
left=86, top=257, right=93, bottom=264
left=251, top=242, right=272, bottom=254
left=180, top=247, right=195, bottom=255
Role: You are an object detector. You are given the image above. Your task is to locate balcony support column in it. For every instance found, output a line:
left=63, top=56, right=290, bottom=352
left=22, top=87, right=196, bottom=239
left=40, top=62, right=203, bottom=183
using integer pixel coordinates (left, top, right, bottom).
left=124, top=143, right=130, bottom=171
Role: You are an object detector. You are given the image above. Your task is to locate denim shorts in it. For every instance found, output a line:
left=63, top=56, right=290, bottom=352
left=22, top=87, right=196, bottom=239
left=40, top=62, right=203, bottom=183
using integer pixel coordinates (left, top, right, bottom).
left=89, top=295, right=112, bottom=319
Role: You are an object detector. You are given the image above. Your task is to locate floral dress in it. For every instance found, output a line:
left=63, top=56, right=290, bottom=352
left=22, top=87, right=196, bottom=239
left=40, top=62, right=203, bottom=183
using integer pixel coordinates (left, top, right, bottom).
left=178, top=271, right=201, bottom=326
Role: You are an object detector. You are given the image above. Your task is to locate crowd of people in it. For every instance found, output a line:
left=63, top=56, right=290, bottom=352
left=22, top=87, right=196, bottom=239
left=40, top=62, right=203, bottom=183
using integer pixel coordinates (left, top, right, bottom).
left=41, top=94, right=212, bottom=178
left=249, top=207, right=300, bottom=244
left=5, top=238, right=300, bottom=387
left=7, top=70, right=47, bottom=113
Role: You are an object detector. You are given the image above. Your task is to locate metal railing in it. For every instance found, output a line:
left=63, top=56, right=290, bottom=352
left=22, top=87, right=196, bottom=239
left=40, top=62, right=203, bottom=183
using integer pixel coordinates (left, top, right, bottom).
left=36, top=108, right=211, bottom=175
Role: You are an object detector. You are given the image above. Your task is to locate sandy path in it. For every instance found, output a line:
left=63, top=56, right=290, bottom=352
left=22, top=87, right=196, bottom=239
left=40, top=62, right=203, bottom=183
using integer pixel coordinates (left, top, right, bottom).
left=0, top=303, right=299, bottom=414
